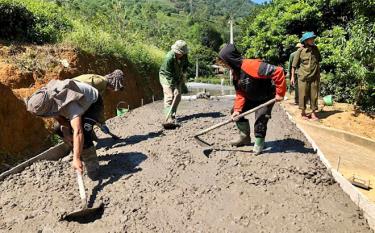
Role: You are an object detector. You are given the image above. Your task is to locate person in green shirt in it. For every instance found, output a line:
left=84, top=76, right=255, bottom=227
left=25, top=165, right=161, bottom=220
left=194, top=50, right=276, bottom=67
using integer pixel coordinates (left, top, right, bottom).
left=291, top=32, right=322, bottom=121
left=159, top=40, right=189, bottom=122
left=287, top=43, right=303, bottom=105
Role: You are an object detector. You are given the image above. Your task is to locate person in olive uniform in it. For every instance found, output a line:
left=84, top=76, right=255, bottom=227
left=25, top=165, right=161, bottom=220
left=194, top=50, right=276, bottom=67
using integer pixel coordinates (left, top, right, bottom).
left=287, top=43, right=303, bottom=105
left=291, top=32, right=321, bottom=120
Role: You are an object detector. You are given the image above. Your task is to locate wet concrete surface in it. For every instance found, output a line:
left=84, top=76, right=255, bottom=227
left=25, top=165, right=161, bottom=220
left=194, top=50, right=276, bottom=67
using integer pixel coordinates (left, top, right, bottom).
left=0, top=100, right=372, bottom=233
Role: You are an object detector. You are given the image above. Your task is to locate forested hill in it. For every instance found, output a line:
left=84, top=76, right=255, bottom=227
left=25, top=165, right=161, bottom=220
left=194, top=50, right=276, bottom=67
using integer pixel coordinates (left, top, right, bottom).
left=0, top=0, right=257, bottom=76
left=169, top=0, right=256, bottom=18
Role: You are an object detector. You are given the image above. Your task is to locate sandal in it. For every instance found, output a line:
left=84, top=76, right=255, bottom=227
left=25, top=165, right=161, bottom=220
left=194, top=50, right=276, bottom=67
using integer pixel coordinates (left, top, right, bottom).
left=301, top=114, right=310, bottom=120
left=310, top=115, right=319, bottom=121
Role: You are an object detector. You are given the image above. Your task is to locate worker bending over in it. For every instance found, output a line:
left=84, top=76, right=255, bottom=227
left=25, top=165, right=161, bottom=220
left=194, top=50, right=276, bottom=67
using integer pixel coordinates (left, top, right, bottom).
left=218, top=44, right=286, bottom=155
left=72, top=69, right=125, bottom=139
left=26, top=79, right=105, bottom=179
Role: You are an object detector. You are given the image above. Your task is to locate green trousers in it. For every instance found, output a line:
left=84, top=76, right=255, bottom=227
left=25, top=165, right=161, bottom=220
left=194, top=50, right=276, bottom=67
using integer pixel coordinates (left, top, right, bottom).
left=294, top=77, right=299, bottom=104
left=298, top=78, right=319, bottom=111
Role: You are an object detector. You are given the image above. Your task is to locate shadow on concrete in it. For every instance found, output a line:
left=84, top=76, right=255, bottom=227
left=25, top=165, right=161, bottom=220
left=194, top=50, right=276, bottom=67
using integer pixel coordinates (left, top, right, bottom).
left=178, top=112, right=225, bottom=122
left=317, top=110, right=343, bottom=119
left=96, top=130, right=164, bottom=149
left=266, top=138, right=316, bottom=154
left=87, top=152, right=147, bottom=207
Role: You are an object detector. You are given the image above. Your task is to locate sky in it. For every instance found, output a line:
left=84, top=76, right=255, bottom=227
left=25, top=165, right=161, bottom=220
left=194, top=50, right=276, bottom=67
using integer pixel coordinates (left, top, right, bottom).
left=252, top=0, right=269, bottom=4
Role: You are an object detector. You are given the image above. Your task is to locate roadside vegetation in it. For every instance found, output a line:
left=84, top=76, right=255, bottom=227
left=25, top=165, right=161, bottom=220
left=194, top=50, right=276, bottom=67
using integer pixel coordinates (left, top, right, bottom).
left=239, top=0, right=375, bottom=111
left=0, top=0, right=253, bottom=76
left=0, top=0, right=373, bottom=111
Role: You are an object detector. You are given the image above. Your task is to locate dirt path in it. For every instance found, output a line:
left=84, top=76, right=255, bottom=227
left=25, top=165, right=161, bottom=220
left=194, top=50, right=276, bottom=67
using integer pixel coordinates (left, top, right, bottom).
left=0, top=100, right=372, bottom=233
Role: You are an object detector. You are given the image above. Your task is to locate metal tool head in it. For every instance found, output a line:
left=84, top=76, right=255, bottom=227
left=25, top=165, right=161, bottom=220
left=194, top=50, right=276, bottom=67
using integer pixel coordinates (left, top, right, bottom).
left=202, top=148, right=214, bottom=158
left=194, top=135, right=212, bottom=147
left=194, top=135, right=214, bottom=158
left=162, top=122, right=180, bottom=130
left=63, top=203, right=104, bottom=223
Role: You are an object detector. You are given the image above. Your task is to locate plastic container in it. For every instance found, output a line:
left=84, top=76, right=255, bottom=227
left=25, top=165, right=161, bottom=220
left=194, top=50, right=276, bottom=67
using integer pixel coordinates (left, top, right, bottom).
left=323, top=95, right=333, bottom=106
left=116, top=101, right=129, bottom=117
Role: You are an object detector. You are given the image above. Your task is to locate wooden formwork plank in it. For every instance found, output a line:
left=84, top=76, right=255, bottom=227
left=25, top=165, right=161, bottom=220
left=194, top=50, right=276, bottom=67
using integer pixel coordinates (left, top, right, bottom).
left=0, top=143, right=70, bottom=181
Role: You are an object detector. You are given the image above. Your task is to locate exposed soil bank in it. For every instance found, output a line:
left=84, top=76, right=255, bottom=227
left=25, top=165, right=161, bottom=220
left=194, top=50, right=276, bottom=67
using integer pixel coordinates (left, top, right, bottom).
left=0, top=100, right=372, bottom=233
left=0, top=44, right=162, bottom=170
left=0, top=83, right=51, bottom=168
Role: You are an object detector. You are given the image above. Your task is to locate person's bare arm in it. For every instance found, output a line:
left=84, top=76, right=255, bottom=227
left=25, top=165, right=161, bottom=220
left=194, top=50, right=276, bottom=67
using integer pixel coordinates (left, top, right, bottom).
left=54, top=116, right=73, bottom=146
left=290, top=67, right=296, bottom=86
left=70, top=116, right=84, bottom=173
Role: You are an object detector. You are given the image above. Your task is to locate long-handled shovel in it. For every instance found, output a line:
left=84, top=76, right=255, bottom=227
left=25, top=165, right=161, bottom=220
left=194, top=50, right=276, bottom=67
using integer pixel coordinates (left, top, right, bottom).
left=63, top=171, right=104, bottom=223
left=194, top=99, right=276, bottom=157
left=162, top=94, right=180, bottom=130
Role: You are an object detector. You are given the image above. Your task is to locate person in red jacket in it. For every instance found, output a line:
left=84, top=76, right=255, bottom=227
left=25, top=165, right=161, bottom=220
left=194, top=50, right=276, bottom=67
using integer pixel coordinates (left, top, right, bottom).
left=218, top=44, right=286, bottom=155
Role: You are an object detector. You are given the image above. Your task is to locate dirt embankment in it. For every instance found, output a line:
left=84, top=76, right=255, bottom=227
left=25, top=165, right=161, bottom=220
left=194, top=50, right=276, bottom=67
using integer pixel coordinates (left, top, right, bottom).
left=283, top=93, right=375, bottom=140
left=0, top=100, right=372, bottom=233
left=0, top=44, right=162, bottom=170
left=0, top=83, right=50, bottom=167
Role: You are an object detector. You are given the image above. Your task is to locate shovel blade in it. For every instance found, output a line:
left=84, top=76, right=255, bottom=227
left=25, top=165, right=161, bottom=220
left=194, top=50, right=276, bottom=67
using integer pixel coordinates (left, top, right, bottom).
left=194, top=136, right=214, bottom=158
left=63, top=203, right=104, bottom=223
left=162, top=123, right=180, bottom=130
left=202, top=148, right=213, bottom=158
left=194, top=135, right=212, bottom=147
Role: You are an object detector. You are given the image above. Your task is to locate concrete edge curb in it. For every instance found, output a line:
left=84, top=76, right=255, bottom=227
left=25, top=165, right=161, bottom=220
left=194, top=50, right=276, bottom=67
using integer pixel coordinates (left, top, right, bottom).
left=0, top=143, right=70, bottom=181
left=298, top=120, right=375, bottom=151
left=282, top=106, right=375, bottom=231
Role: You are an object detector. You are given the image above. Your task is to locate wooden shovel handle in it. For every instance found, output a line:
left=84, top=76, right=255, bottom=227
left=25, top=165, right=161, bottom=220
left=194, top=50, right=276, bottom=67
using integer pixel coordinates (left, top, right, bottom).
left=76, top=170, right=87, bottom=207
left=165, top=94, right=179, bottom=122
left=194, top=99, right=276, bottom=137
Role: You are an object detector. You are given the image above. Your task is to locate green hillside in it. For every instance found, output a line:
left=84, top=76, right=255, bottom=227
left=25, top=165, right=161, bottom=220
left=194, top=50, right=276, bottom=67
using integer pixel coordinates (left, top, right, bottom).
left=0, top=0, right=255, bottom=76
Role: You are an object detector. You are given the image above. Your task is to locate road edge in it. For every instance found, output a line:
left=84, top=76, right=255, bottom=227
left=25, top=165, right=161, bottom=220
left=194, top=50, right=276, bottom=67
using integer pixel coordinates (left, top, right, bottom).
left=282, top=105, right=375, bottom=231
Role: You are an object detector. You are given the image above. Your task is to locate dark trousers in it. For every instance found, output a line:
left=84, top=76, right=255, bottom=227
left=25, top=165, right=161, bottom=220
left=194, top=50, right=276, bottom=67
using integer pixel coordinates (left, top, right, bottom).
left=53, top=96, right=103, bottom=149
left=232, top=98, right=274, bottom=138
left=294, top=77, right=299, bottom=104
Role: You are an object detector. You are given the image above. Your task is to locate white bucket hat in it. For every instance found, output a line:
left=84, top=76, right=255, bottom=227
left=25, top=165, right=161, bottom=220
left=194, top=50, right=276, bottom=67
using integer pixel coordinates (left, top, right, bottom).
left=171, top=40, right=188, bottom=55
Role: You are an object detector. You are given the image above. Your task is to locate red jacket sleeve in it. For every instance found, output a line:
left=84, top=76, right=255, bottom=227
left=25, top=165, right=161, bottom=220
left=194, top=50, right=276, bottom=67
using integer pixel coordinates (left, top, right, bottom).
left=272, top=67, right=287, bottom=97
left=234, top=89, right=246, bottom=112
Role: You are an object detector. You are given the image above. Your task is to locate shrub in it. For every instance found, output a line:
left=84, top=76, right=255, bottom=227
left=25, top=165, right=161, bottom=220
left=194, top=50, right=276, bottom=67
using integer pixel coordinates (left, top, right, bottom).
left=240, top=0, right=375, bottom=111
left=64, top=20, right=164, bottom=75
left=0, top=3, right=36, bottom=42
left=0, top=0, right=71, bottom=43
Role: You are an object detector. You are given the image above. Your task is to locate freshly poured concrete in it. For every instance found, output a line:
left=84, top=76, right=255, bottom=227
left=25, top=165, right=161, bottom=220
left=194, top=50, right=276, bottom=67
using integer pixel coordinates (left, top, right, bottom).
left=0, top=100, right=372, bottom=233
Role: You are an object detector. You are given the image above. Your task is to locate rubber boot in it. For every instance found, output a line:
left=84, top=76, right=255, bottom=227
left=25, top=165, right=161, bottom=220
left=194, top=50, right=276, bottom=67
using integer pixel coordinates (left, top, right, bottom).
left=230, top=121, right=251, bottom=147
left=253, top=137, right=265, bottom=155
